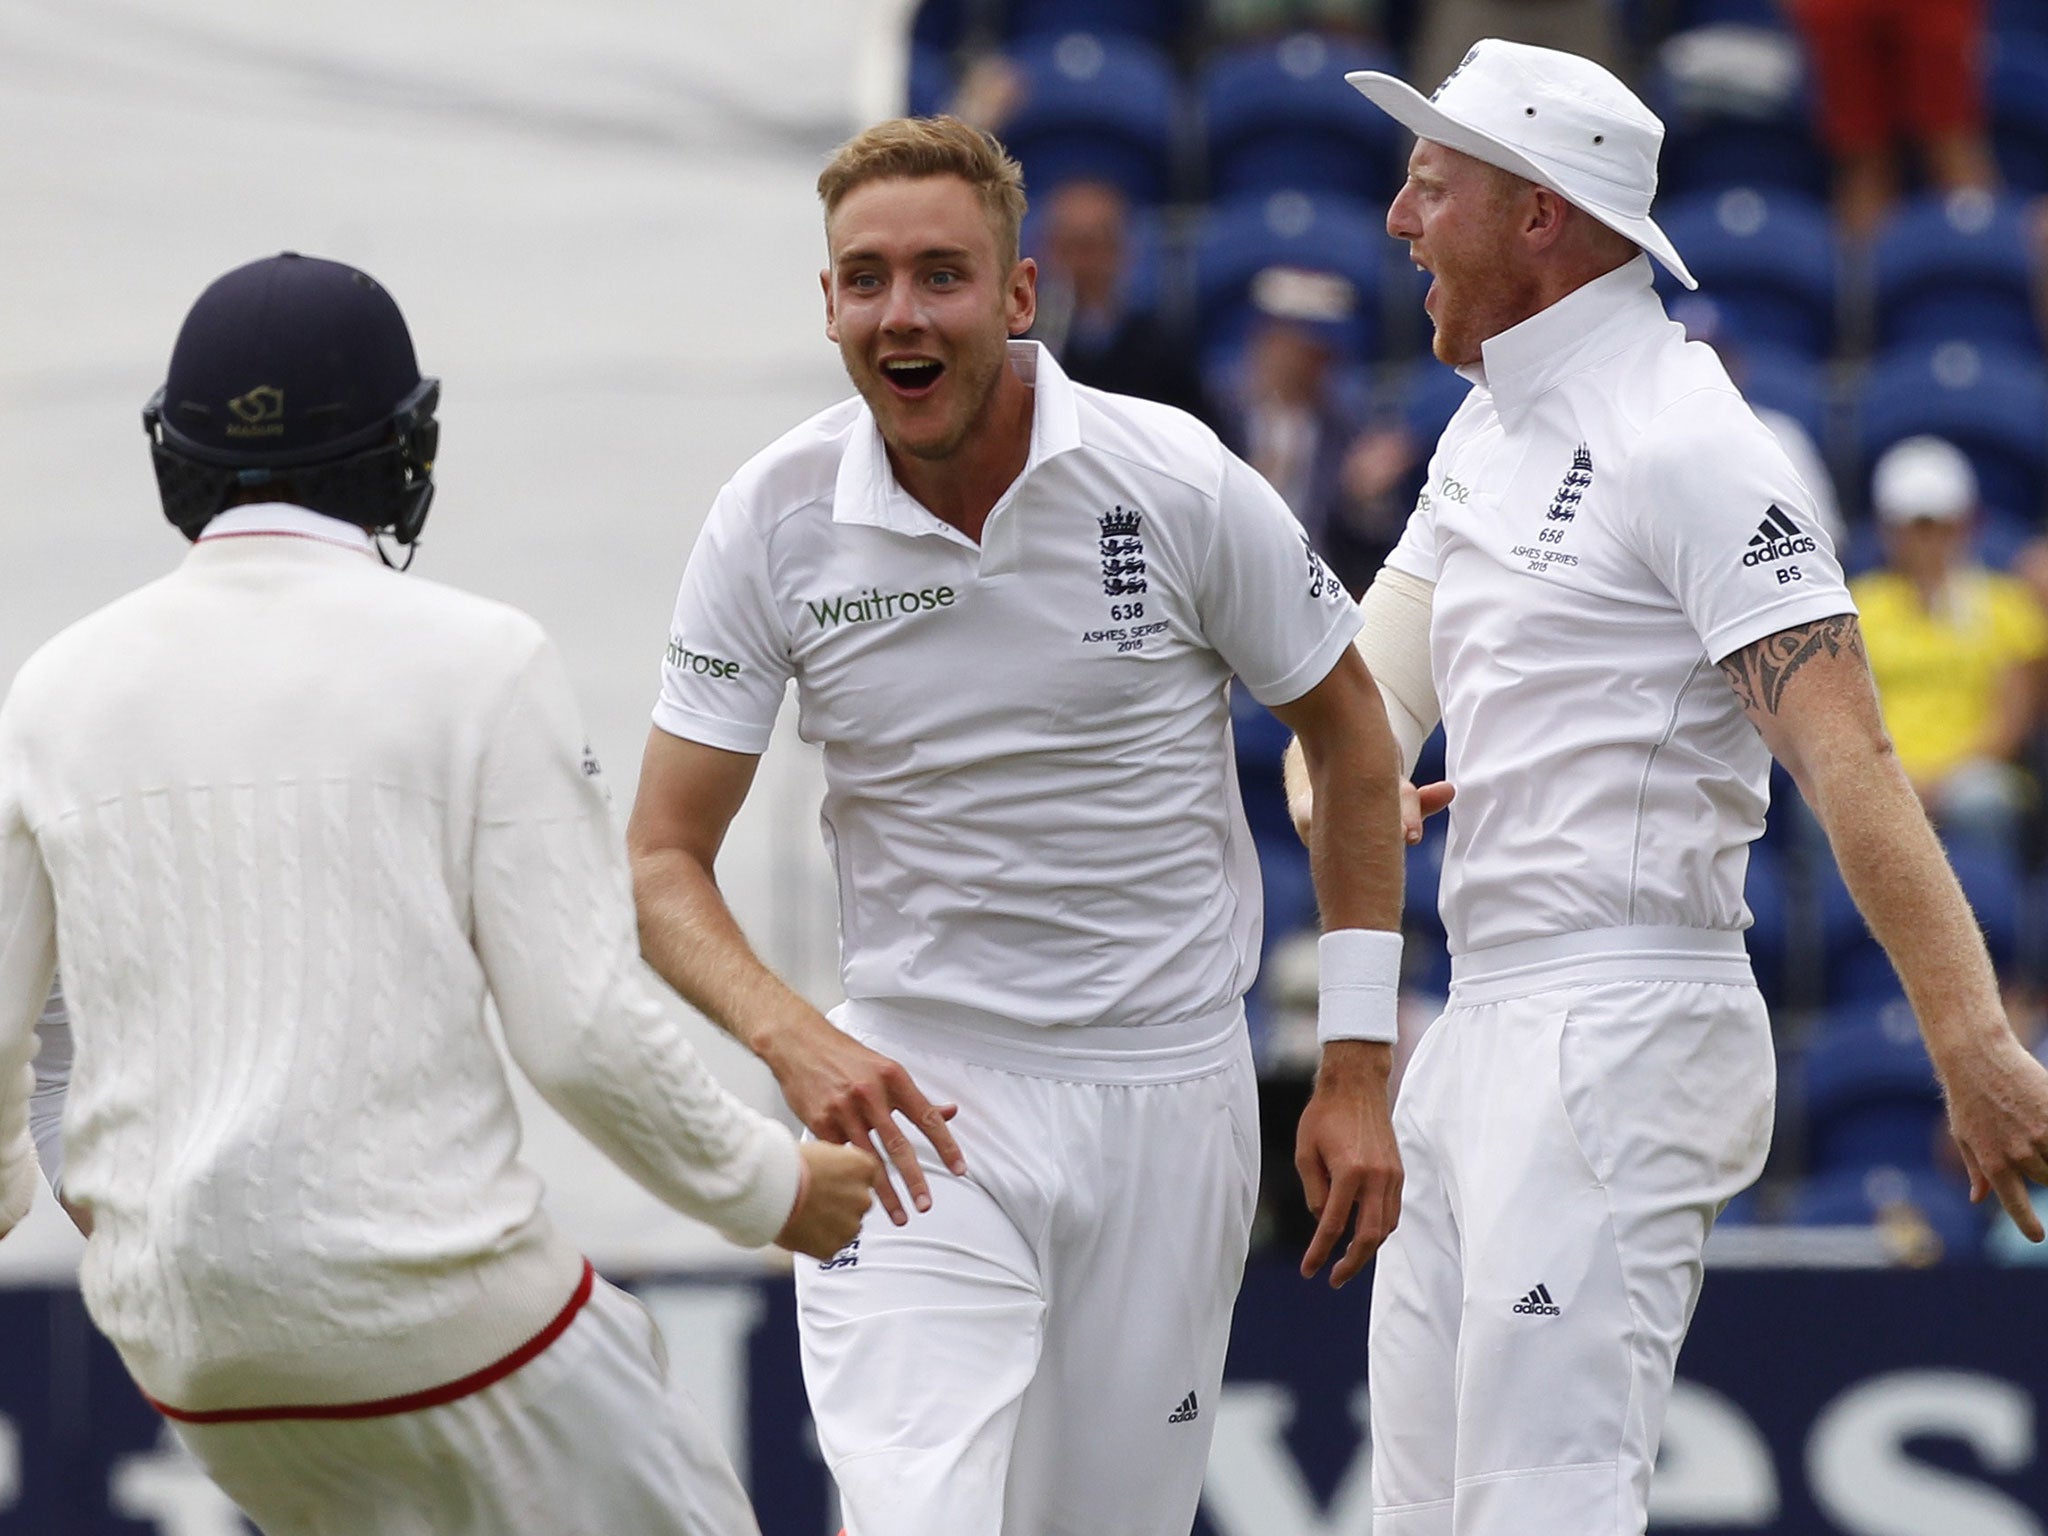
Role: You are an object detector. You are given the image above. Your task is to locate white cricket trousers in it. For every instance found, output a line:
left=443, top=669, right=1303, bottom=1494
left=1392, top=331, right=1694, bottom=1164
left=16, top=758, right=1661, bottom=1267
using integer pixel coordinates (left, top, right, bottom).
left=795, top=998, right=1260, bottom=1536
left=1369, top=927, right=1775, bottom=1536
left=171, top=1271, right=759, bottom=1536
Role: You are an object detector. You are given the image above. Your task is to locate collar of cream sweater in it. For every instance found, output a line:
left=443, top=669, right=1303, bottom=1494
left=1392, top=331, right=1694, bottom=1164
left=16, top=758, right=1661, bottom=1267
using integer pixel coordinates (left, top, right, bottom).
left=197, top=503, right=375, bottom=555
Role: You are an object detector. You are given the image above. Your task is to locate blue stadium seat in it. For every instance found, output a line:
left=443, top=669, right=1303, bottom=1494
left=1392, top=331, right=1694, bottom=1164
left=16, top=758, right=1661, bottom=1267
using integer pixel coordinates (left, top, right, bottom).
left=1714, top=1186, right=1762, bottom=1226
left=1812, top=846, right=1904, bottom=1005
left=1990, top=32, right=2048, bottom=194
left=1790, top=1165, right=1985, bottom=1261
left=1997, top=0, right=2048, bottom=37
left=1387, top=356, right=1473, bottom=447
left=1231, top=685, right=1316, bottom=968
left=1735, top=343, right=1830, bottom=450
left=1674, top=0, right=1787, bottom=26
left=999, top=34, right=1183, bottom=206
left=1854, top=342, right=2048, bottom=522
left=1801, top=1001, right=1944, bottom=1173
left=908, top=42, right=953, bottom=117
left=1004, top=0, right=1187, bottom=47
left=1653, top=49, right=1828, bottom=202
left=1947, top=839, right=2025, bottom=971
left=1870, top=191, right=2043, bottom=357
left=1190, top=191, right=1390, bottom=366
left=1743, top=840, right=1791, bottom=1009
left=912, top=0, right=972, bottom=50
left=1656, top=187, right=1838, bottom=357
left=1198, top=34, right=1406, bottom=206
left=1403, top=821, right=1453, bottom=997
left=1815, top=835, right=2024, bottom=1004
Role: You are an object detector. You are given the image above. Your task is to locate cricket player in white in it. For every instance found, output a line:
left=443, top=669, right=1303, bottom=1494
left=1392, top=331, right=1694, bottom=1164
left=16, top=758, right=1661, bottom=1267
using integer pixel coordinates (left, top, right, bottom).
left=0, top=253, right=879, bottom=1536
left=627, top=117, right=1411, bottom=1535
left=1283, top=40, right=2048, bottom=1536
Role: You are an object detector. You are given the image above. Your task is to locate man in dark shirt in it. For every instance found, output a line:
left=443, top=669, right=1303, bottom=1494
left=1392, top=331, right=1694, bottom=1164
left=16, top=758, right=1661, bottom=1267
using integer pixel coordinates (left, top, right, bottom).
left=1029, top=178, right=1209, bottom=421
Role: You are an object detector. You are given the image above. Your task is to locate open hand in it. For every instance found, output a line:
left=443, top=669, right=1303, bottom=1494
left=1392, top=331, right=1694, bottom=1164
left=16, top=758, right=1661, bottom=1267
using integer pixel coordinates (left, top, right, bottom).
left=765, top=1018, right=966, bottom=1225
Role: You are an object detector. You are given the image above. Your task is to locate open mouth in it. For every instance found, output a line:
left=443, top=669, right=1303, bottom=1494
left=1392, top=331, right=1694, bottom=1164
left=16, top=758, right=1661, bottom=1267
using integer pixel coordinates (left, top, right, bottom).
left=881, top=357, right=945, bottom=396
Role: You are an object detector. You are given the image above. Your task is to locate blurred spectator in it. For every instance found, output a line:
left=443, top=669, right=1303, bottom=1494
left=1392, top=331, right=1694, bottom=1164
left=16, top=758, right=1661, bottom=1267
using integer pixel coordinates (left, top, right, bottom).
left=1410, top=2, right=1628, bottom=102
left=1213, top=265, right=1389, bottom=587
left=1852, top=435, right=2048, bottom=846
left=1028, top=178, right=1211, bottom=419
left=1672, top=295, right=1845, bottom=547
left=944, top=53, right=1030, bottom=134
left=1788, top=0, right=1999, bottom=238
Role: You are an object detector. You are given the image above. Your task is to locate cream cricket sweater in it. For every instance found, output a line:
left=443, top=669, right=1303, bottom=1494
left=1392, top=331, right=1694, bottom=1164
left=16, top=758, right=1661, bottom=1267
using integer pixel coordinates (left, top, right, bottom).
left=0, top=506, right=800, bottom=1412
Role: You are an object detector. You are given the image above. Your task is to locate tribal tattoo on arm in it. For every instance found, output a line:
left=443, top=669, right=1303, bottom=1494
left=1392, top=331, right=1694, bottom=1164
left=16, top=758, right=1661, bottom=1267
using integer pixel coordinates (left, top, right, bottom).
left=1716, top=613, right=1865, bottom=717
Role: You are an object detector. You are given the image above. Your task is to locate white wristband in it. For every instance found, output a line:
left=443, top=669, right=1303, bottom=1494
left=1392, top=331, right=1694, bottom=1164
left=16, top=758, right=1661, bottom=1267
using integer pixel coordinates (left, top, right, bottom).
left=1317, top=929, right=1403, bottom=1045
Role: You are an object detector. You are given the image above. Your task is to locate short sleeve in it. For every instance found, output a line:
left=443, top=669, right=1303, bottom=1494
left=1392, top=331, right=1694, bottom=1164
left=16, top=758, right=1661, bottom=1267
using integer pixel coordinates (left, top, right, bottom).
left=1624, top=391, right=1856, bottom=664
left=1382, top=435, right=1449, bottom=585
left=652, top=486, right=793, bottom=755
left=1194, top=450, right=1365, bottom=707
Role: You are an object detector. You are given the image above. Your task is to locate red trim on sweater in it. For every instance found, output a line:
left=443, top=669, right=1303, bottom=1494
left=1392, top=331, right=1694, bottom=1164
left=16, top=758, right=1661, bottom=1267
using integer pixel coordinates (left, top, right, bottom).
left=147, top=1259, right=597, bottom=1424
left=195, top=529, right=372, bottom=555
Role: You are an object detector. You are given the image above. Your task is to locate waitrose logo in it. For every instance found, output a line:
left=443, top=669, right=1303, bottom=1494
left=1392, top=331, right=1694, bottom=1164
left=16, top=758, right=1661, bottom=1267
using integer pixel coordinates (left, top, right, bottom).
left=805, top=585, right=956, bottom=630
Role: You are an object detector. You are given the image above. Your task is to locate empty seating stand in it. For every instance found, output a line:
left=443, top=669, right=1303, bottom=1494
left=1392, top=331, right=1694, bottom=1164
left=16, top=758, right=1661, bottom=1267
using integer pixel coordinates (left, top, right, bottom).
left=1657, top=186, right=1839, bottom=357
left=1198, top=33, right=1406, bottom=206
left=1000, top=33, right=1183, bottom=206
left=1870, top=190, right=2044, bottom=358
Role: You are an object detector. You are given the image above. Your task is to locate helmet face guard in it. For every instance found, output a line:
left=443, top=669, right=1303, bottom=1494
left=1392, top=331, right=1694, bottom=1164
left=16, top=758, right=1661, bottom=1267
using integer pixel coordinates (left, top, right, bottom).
left=145, top=376, right=439, bottom=545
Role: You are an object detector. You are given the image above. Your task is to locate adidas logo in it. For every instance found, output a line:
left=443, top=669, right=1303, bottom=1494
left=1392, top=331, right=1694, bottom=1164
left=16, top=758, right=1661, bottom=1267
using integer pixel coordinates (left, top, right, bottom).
left=1740, top=504, right=1816, bottom=567
left=1512, top=1283, right=1561, bottom=1316
left=1167, top=1390, right=1200, bottom=1425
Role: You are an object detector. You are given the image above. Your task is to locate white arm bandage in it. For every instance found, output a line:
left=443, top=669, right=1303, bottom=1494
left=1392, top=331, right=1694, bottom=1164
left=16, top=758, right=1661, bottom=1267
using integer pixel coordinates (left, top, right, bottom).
left=1356, top=566, right=1439, bottom=777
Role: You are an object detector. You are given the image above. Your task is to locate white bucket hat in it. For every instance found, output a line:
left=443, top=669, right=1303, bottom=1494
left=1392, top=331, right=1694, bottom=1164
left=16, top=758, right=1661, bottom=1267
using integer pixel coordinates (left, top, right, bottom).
left=1347, top=39, right=1697, bottom=289
left=1872, top=435, right=1977, bottom=524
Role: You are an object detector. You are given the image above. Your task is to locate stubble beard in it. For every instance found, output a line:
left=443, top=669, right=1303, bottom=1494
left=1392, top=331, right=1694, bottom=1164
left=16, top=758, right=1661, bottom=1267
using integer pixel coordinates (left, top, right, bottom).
left=865, top=334, right=1010, bottom=464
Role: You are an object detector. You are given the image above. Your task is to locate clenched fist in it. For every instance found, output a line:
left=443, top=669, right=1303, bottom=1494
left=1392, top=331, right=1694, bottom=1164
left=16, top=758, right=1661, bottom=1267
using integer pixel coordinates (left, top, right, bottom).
left=775, top=1140, right=883, bottom=1260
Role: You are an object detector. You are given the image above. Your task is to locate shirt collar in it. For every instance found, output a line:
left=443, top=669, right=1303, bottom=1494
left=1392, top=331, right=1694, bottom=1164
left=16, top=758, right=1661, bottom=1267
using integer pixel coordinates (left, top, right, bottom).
left=196, top=504, right=376, bottom=556
left=1461, top=255, right=1670, bottom=428
left=832, top=340, right=1084, bottom=538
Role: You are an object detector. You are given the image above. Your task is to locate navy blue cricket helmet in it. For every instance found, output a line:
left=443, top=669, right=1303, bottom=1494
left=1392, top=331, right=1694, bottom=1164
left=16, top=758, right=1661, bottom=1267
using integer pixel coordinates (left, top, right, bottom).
left=143, top=253, right=439, bottom=546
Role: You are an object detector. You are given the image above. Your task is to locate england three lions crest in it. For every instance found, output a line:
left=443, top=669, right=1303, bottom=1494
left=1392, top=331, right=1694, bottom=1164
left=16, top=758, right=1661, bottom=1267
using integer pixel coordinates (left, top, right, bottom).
left=1100, top=504, right=1148, bottom=597
left=1547, top=445, right=1592, bottom=522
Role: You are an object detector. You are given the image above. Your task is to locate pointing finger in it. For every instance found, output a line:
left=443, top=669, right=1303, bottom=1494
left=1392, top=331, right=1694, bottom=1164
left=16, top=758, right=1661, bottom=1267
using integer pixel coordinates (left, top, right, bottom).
left=1301, top=1169, right=1360, bottom=1283
left=1993, top=1167, right=2045, bottom=1242
left=871, top=1111, right=933, bottom=1215
left=845, top=1125, right=908, bottom=1226
left=897, top=1084, right=968, bottom=1177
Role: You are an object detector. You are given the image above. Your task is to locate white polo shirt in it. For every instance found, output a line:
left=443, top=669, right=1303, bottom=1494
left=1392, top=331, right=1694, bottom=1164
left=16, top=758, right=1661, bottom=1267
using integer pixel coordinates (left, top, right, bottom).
left=1385, top=257, right=1854, bottom=956
left=656, top=342, right=1360, bottom=1032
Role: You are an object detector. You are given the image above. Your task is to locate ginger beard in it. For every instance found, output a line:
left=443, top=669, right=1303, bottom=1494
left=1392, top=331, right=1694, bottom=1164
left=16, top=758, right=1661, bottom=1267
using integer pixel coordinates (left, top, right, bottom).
left=1389, top=140, right=1546, bottom=369
left=823, top=175, right=1034, bottom=464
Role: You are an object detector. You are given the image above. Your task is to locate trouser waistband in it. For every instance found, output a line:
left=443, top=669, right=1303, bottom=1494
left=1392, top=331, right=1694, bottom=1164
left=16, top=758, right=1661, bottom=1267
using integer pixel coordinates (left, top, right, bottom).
left=1448, top=925, right=1754, bottom=1005
left=834, top=997, right=1248, bottom=1083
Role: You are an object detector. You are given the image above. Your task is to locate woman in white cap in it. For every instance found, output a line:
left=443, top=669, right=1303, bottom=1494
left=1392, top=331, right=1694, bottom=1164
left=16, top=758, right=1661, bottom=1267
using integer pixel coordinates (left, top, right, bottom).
left=1854, top=435, right=2048, bottom=848
left=1288, top=37, right=2048, bottom=1536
